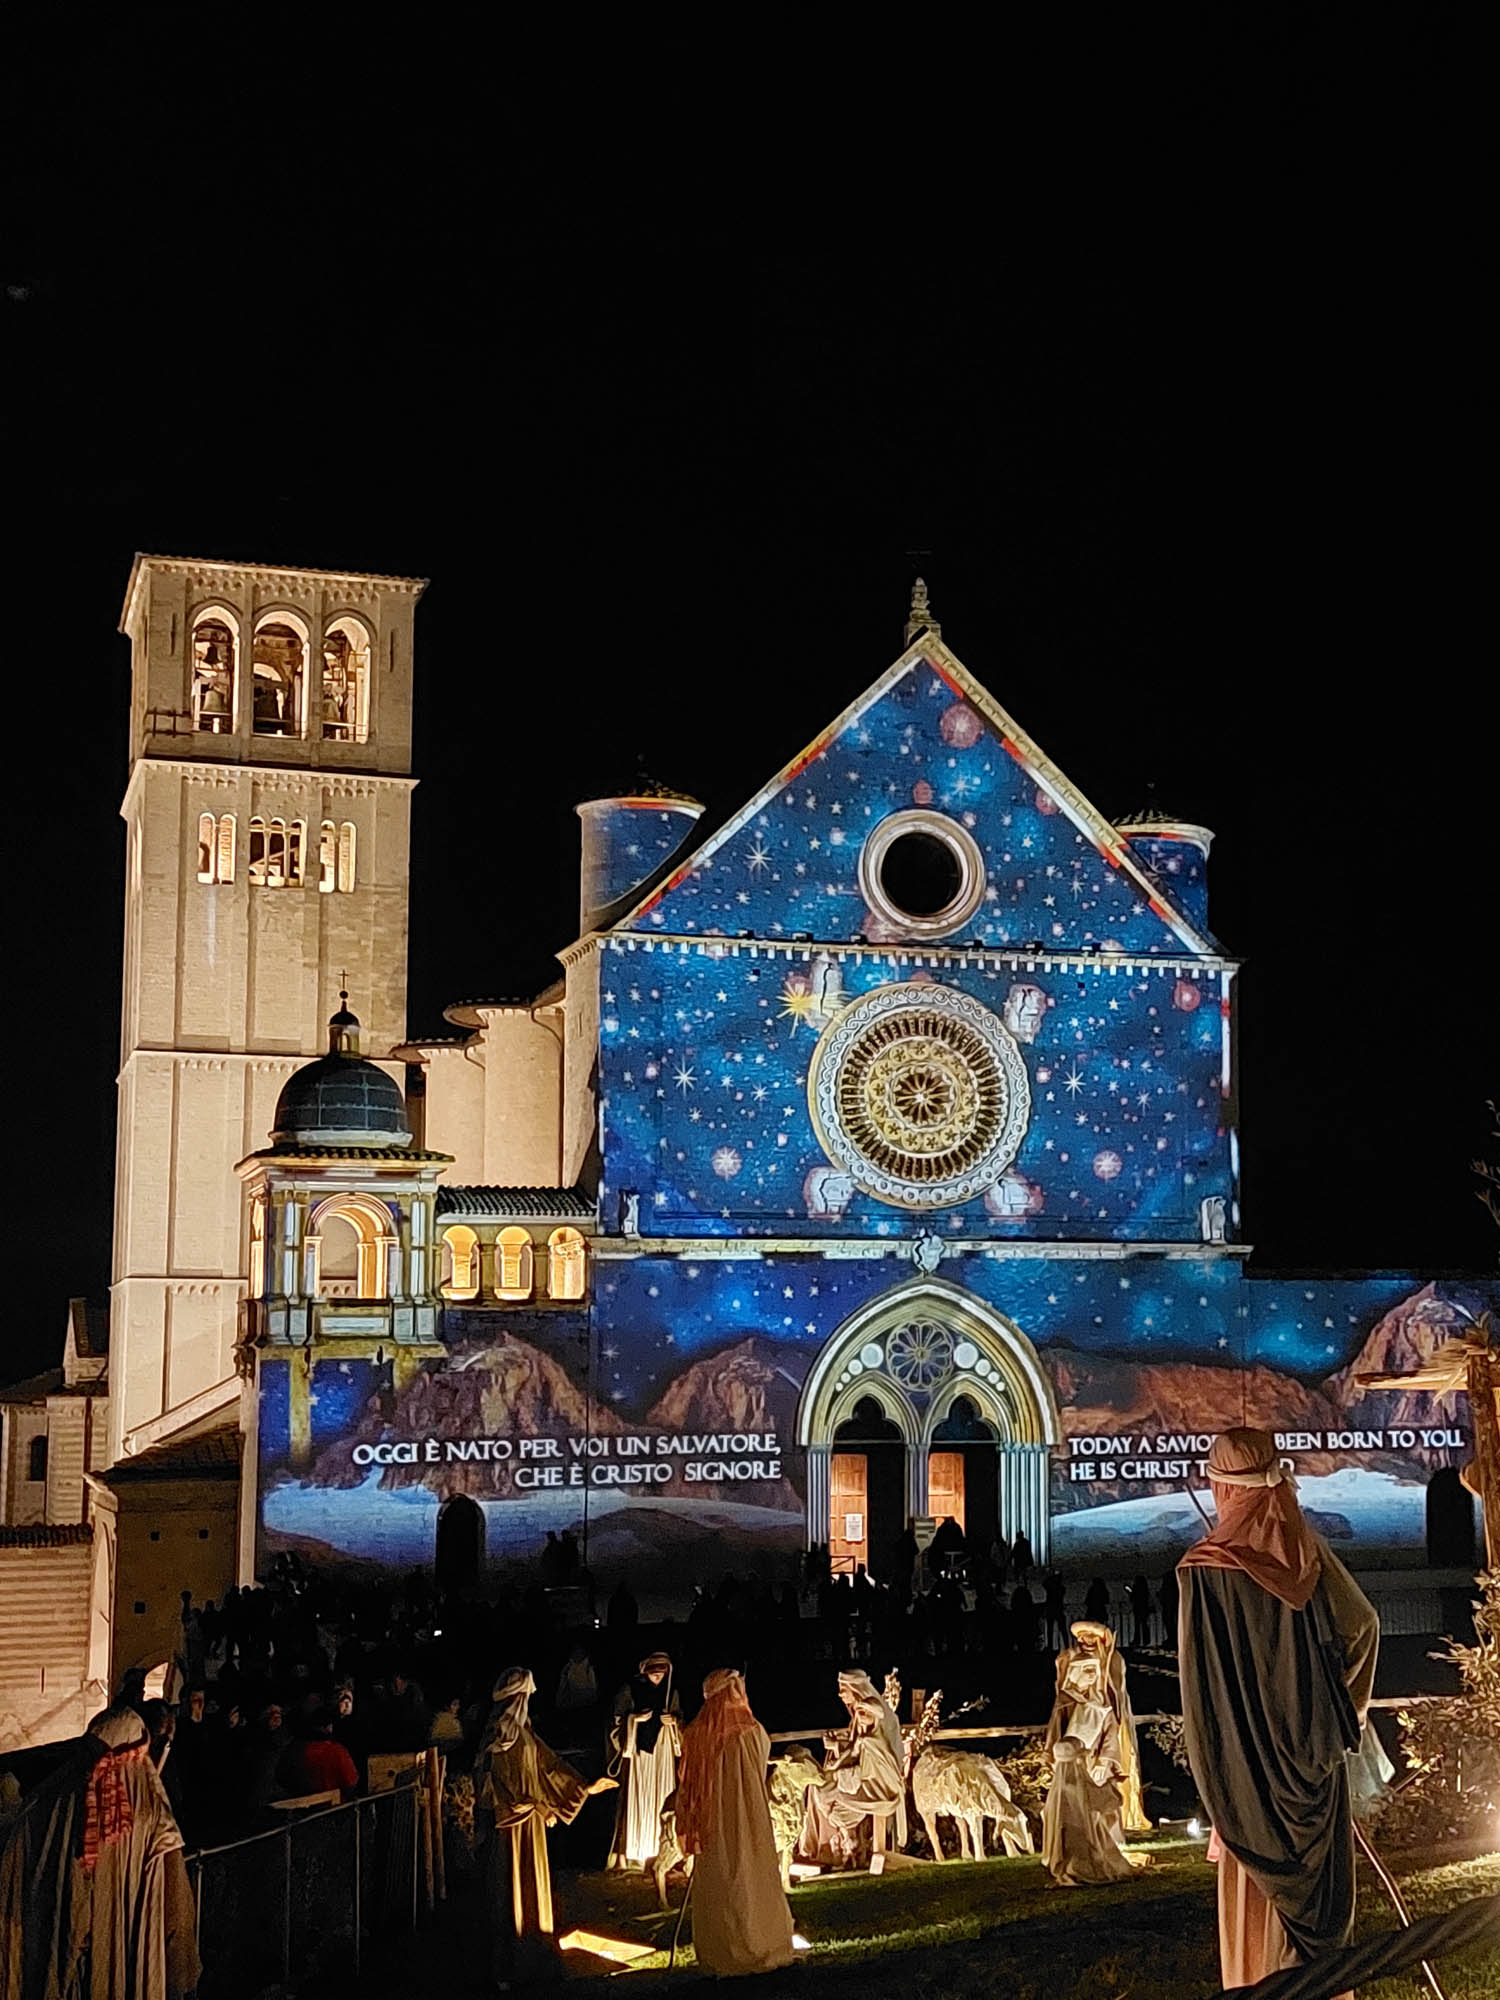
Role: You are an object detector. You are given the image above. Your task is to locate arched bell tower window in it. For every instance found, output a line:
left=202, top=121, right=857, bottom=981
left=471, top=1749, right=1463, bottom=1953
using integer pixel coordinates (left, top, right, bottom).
left=197, top=813, right=237, bottom=884
left=322, top=617, right=371, bottom=743
left=252, top=614, right=308, bottom=737
left=308, top=1194, right=395, bottom=1300
left=547, top=1227, right=587, bottom=1300
left=315, top=821, right=354, bottom=894
left=247, top=816, right=303, bottom=888
left=441, top=1225, right=480, bottom=1299
left=191, top=610, right=238, bottom=733
left=496, top=1228, right=534, bottom=1300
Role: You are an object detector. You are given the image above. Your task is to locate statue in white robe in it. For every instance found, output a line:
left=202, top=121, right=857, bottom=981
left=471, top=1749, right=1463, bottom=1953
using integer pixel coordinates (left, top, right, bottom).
left=1042, top=1623, right=1139, bottom=1885
left=607, top=1651, right=681, bottom=1869
left=799, top=1669, right=908, bottom=1865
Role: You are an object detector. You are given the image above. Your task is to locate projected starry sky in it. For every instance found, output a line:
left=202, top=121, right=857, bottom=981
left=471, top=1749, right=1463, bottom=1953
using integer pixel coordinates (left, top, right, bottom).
left=589, top=1254, right=1475, bottom=1415
left=598, top=945, right=1230, bottom=1240
left=629, top=659, right=1206, bottom=956
left=595, top=650, right=1231, bottom=1243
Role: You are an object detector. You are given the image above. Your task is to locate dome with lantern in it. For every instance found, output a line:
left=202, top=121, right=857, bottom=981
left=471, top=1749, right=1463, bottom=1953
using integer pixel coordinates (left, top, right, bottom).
left=270, top=994, right=412, bottom=1149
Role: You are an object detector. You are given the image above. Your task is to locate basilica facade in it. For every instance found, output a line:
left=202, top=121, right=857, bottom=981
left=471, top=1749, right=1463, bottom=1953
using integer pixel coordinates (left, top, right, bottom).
left=0, top=558, right=1490, bottom=1741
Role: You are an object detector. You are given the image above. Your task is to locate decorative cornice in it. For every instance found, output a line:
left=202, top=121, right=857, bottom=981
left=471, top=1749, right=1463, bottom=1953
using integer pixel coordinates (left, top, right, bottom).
left=1115, top=816, right=1215, bottom=853
left=123, top=761, right=415, bottom=815
left=121, top=554, right=427, bottom=633
left=556, top=933, right=604, bottom=971
left=122, top=1051, right=360, bottom=1071
left=591, top=1238, right=1252, bottom=1261
left=597, top=932, right=1238, bottom=977
left=132, top=761, right=416, bottom=790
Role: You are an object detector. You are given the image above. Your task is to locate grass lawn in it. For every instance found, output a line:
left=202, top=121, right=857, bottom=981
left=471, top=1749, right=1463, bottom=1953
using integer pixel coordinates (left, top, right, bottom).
left=547, top=1837, right=1500, bottom=1999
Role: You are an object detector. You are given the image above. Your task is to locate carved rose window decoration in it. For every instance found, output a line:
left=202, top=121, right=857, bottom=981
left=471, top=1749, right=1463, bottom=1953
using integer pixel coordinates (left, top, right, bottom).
left=885, top=1320, right=954, bottom=1390
left=808, top=981, right=1031, bottom=1209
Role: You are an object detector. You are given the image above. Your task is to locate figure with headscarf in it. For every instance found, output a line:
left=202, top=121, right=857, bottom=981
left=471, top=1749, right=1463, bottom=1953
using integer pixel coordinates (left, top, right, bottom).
left=1178, top=1428, right=1378, bottom=1992
left=473, top=1669, right=614, bottom=1987
left=798, top=1668, right=907, bottom=1866
left=675, top=1669, right=794, bottom=1977
left=0, top=1702, right=200, bottom=2000
left=607, top=1651, right=681, bottom=1870
left=1042, top=1620, right=1146, bottom=1885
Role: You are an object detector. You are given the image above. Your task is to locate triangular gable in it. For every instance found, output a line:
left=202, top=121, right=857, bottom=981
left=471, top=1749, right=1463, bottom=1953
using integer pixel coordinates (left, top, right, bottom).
left=622, top=637, right=1219, bottom=957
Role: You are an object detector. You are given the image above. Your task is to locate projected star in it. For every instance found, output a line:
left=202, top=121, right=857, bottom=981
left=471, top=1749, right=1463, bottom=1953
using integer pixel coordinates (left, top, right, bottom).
left=777, top=978, right=820, bottom=1034
left=673, top=1063, right=696, bottom=1093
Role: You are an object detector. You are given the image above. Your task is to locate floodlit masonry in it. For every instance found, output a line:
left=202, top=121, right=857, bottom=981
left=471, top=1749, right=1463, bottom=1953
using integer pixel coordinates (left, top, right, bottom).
left=1, top=567, right=1494, bottom=1751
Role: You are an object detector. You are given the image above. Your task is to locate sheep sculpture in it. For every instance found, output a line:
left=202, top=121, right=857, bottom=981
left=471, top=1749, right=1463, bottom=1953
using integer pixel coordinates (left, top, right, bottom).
left=650, top=1746, right=824, bottom=1907
left=912, top=1748, right=1035, bottom=1862
left=768, top=1745, right=823, bottom=1887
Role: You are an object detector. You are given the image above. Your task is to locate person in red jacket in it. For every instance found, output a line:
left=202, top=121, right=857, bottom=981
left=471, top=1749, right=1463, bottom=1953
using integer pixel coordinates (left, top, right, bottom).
left=280, top=1710, right=360, bottom=1800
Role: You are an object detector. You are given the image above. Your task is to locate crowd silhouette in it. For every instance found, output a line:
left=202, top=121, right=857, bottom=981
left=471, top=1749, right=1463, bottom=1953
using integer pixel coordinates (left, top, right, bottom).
left=1, top=1520, right=1184, bottom=1863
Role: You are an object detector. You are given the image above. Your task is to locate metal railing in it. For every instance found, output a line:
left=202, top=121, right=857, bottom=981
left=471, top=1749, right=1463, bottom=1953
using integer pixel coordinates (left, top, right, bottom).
left=189, top=1780, right=427, bottom=1998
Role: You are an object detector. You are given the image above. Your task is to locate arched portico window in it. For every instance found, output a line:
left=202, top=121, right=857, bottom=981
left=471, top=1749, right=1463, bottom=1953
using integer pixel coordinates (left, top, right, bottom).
left=441, top=1225, right=480, bottom=1299
left=308, top=1195, right=396, bottom=1299
left=496, top=1228, right=534, bottom=1300
left=547, top=1227, right=587, bottom=1300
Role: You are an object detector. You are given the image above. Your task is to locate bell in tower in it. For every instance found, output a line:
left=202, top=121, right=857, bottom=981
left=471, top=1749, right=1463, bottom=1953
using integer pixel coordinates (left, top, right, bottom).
left=192, top=619, right=235, bottom=733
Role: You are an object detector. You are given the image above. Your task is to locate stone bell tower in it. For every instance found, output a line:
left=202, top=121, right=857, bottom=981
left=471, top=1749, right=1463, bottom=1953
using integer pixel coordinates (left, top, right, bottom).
left=109, top=556, right=426, bottom=1462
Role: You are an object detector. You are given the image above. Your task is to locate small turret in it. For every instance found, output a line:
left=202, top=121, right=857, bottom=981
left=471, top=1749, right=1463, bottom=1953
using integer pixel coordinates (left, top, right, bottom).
left=1114, top=813, right=1214, bottom=931
left=575, top=778, right=703, bottom=933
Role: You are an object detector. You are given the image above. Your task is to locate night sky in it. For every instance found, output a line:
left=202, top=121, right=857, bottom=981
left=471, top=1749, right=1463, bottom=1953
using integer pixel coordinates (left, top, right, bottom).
left=5, top=24, right=1492, bottom=1381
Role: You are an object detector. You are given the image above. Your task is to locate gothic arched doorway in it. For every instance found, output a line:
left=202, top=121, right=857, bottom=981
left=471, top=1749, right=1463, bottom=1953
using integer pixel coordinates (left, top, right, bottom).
left=797, top=1278, right=1060, bottom=1563
left=831, top=1395, right=905, bottom=1580
left=929, top=1394, right=999, bottom=1556
left=436, top=1494, right=486, bottom=1592
left=1426, top=1466, right=1476, bottom=1567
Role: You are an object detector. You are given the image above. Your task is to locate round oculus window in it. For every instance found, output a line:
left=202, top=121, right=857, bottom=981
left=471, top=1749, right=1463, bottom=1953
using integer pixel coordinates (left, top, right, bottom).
left=858, top=809, right=987, bottom=939
left=808, top=981, right=1031, bottom=1209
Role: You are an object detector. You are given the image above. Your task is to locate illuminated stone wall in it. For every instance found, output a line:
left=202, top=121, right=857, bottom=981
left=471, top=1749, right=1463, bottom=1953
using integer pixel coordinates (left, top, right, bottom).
left=109, top=559, right=424, bottom=1462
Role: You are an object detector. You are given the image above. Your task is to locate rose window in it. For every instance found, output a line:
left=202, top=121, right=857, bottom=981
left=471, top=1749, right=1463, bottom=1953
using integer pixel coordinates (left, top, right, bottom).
left=885, top=1320, right=954, bottom=1390
left=808, top=981, right=1031, bottom=1208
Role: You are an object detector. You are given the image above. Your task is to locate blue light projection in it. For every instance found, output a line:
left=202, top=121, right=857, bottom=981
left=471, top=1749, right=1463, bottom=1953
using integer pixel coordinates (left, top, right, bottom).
left=256, top=630, right=1495, bottom=1587
left=581, top=801, right=700, bottom=917
left=1119, top=832, right=1210, bottom=932
left=596, top=943, right=1233, bottom=1241
left=627, top=658, right=1208, bottom=956
left=589, top=1256, right=1476, bottom=1415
